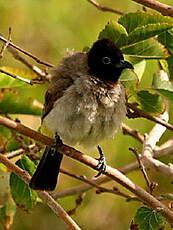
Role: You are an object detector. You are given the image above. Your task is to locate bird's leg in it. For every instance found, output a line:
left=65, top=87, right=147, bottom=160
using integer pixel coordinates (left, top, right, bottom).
left=95, top=145, right=107, bottom=177
left=29, top=133, right=63, bottom=191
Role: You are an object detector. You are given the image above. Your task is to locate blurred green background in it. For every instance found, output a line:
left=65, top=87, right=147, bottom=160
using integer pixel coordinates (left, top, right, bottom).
left=0, top=0, right=173, bottom=229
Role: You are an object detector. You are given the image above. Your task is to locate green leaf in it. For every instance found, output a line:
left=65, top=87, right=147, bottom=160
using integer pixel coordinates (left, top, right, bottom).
left=122, top=39, right=169, bottom=59
left=119, top=12, right=173, bottom=34
left=167, top=55, right=173, bottom=80
left=134, top=206, right=165, bottom=230
left=120, top=69, right=138, bottom=89
left=152, top=74, right=173, bottom=101
left=133, top=59, right=146, bottom=82
left=10, top=156, right=37, bottom=211
left=0, top=88, right=42, bottom=115
left=158, top=28, right=173, bottom=54
left=136, top=90, right=164, bottom=114
left=0, top=126, right=11, bottom=139
left=127, top=23, right=173, bottom=45
left=0, top=67, right=37, bottom=88
left=98, top=21, right=128, bottom=47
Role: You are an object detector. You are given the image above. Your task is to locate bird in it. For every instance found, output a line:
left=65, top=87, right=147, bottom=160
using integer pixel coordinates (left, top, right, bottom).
left=29, top=38, right=133, bottom=191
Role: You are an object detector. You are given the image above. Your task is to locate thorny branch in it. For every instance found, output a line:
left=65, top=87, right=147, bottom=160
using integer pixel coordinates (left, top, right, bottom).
left=1, top=115, right=173, bottom=225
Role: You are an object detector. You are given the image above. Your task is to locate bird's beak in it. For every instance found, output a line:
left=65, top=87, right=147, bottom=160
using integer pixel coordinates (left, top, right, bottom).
left=115, top=60, right=134, bottom=69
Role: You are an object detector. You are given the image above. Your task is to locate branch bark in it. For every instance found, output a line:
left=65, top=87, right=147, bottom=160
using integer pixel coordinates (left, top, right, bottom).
left=141, top=71, right=173, bottom=178
left=132, top=0, right=173, bottom=17
left=86, top=0, right=123, bottom=15
left=0, top=34, right=54, bottom=68
left=1, top=115, right=173, bottom=225
left=0, top=153, right=81, bottom=230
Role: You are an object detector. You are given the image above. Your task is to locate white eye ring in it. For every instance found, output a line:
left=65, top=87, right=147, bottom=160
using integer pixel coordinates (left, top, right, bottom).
left=102, top=56, right=111, bottom=65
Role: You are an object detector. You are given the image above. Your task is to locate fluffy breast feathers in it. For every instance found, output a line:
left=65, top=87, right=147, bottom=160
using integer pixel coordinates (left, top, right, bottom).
left=42, top=52, right=127, bottom=147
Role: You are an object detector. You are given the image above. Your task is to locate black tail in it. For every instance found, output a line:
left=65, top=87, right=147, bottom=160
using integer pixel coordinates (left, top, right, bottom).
left=29, top=146, right=63, bottom=191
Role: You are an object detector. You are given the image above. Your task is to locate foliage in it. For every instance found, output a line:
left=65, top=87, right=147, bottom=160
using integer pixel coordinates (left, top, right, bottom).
left=10, top=156, right=38, bottom=212
left=134, top=206, right=165, bottom=230
left=0, top=6, right=173, bottom=230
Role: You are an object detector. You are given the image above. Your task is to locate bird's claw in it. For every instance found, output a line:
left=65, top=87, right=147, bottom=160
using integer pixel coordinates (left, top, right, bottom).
left=95, top=146, right=107, bottom=178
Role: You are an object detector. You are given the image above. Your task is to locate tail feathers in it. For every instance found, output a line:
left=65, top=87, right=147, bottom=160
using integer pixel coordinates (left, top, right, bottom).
left=29, top=146, right=63, bottom=191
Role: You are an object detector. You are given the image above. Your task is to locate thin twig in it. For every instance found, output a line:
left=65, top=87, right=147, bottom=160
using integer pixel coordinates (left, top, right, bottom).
left=141, top=71, right=173, bottom=179
left=132, top=0, right=173, bottom=17
left=53, top=138, right=173, bottom=199
left=127, top=103, right=173, bottom=132
left=67, top=193, right=85, bottom=215
left=122, top=123, right=144, bottom=143
left=0, top=27, right=11, bottom=58
left=0, top=69, right=33, bottom=85
left=86, top=0, right=123, bottom=15
left=1, top=116, right=173, bottom=225
left=8, top=47, right=47, bottom=79
left=129, top=147, right=157, bottom=194
left=0, top=153, right=81, bottom=230
left=5, top=144, right=40, bottom=159
left=0, top=34, right=54, bottom=68
left=59, top=169, right=134, bottom=200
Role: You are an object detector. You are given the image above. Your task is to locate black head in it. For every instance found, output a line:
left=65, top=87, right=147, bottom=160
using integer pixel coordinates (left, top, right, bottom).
left=87, top=38, right=133, bottom=82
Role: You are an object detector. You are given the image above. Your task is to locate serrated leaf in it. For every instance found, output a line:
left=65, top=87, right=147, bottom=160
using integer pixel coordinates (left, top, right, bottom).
left=167, top=55, right=173, bottom=79
left=134, top=206, right=165, bottom=230
left=133, top=59, right=146, bottom=81
left=0, top=67, right=37, bottom=88
left=119, top=12, right=173, bottom=34
left=159, top=59, right=169, bottom=73
left=152, top=74, right=173, bottom=101
left=120, top=69, right=138, bottom=89
left=158, top=28, right=173, bottom=54
left=127, top=23, right=173, bottom=45
left=122, top=39, right=169, bottom=59
left=136, top=90, right=164, bottom=114
left=98, top=21, right=128, bottom=47
left=0, top=88, right=42, bottom=115
left=10, top=156, right=37, bottom=211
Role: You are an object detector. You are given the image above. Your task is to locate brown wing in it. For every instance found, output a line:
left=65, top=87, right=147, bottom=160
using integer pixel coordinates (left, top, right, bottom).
left=42, top=77, right=74, bottom=120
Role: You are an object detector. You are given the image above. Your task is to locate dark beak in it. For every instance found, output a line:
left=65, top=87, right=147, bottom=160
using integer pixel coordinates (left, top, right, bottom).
left=116, top=60, right=134, bottom=69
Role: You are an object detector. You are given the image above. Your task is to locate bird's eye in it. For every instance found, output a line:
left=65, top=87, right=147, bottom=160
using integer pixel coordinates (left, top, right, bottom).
left=102, top=56, right=111, bottom=65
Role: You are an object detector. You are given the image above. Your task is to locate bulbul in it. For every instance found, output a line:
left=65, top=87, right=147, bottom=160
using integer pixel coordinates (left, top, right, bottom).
left=29, top=38, right=133, bottom=191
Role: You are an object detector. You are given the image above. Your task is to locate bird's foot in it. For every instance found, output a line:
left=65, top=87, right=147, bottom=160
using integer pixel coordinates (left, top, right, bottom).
left=53, top=132, right=63, bottom=149
left=95, top=145, right=107, bottom=178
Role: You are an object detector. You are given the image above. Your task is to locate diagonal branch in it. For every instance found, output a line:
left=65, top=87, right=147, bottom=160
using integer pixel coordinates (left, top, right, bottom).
left=1, top=115, right=173, bottom=225
left=132, top=0, right=173, bottom=17
left=0, top=153, right=81, bottom=230
left=86, top=0, right=123, bottom=15
left=0, top=34, right=54, bottom=68
left=127, top=103, right=173, bottom=132
left=0, top=69, right=34, bottom=85
left=8, top=47, right=47, bottom=79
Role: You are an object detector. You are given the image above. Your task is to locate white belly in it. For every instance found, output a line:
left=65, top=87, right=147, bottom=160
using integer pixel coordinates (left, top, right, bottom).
left=43, top=78, right=126, bottom=147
